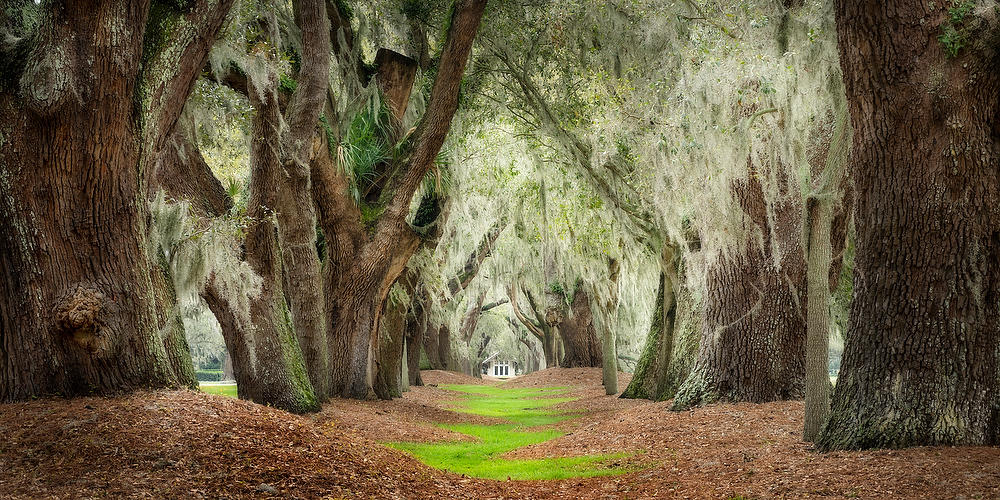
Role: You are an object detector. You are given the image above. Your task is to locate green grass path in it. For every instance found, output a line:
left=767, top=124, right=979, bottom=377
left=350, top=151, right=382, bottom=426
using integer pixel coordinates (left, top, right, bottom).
left=199, top=383, right=237, bottom=398
left=386, top=384, right=630, bottom=480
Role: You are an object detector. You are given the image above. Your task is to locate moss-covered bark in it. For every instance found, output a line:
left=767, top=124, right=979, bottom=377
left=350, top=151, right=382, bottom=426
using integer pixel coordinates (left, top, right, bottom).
left=151, top=250, right=198, bottom=390
left=374, top=298, right=407, bottom=399
left=672, top=168, right=807, bottom=411
left=0, top=0, right=230, bottom=401
left=621, top=265, right=700, bottom=402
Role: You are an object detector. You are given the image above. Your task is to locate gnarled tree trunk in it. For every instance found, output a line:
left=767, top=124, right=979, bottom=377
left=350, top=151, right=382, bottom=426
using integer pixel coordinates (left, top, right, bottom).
left=0, top=0, right=232, bottom=401
left=673, top=168, right=807, bottom=410
left=818, top=0, right=1000, bottom=450
left=560, top=290, right=602, bottom=368
left=230, top=75, right=318, bottom=413
left=320, top=1, right=487, bottom=399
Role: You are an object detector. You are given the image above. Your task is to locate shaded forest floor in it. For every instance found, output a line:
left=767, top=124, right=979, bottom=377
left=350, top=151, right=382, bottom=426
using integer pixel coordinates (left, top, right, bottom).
left=0, top=368, right=997, bottom=499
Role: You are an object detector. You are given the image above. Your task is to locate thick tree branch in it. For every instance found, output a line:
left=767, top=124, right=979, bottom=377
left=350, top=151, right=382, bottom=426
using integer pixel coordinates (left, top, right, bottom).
left=374, top=0, right=487, bottom=243
left=508, top=283, right=544, bottom=340
left=460, top=291, right=488, bottom=343
left=283, top=0, right=331, bottom=166
left=481, top=298, right=509, bottom=313
left=447, top=219, right=506, bottom=295
left=148, top=109, right=233, bottom=218
left=144, top=0, right=237, bottom=153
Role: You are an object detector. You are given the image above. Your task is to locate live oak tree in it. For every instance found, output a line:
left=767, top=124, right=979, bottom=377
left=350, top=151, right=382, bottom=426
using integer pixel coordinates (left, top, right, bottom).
left=0, top=0, right=233, bottom=401
left=230, top=0, right=332, bottom=408
left=320, top=0, right=487, bottom=399
left=818, top=0, right=1000, bottom=450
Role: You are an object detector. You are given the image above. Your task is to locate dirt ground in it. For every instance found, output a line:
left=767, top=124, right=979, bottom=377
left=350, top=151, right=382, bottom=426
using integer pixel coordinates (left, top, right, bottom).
left=1, top=368, right=998, bottom=499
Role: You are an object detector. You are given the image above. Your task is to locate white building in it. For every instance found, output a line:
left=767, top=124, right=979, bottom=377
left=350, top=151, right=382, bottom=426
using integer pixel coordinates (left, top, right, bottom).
left=482, top=353, right=517, bottom=379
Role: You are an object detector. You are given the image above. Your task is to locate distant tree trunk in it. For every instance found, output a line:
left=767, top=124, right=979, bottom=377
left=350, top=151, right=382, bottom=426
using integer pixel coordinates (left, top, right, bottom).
left=223, top=352, right=235, bottom=381
left=151, top=251, right=198, bottom=390
left=803, top=107, right=852, bottom=442
left=202, top=279, right=253, bottom=392
left=560, top=290, right=603, bottom=368
left=621, top=255, right=701, bottom=401
left=422, top=323, right=445, bottom=369
left=0, top=0, right=232, bottom=401
left=673, top=168, right=807, bottom=410
left=438, top=325, right=453, bottom=370
left=818, top=0, right=1000, bottom=450
left=596, top=259, right=621, bottom=394
left=621, top=245, right=678, bottom=400
left=374, top=298, right=407, bottom=399
left=401, top=338, right=410, bottom=392
left=600, top=329, right=617, bottom=394
left=405, top=295, right=427, bottom=385
left=510, top=283, right=557, bottom=367
left=804, top=198, right=833, bottom=441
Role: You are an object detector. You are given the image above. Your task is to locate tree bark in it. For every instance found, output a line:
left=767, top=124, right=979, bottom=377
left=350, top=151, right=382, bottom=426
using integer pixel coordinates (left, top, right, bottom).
left=321, top=0, right=487, bottom=399
left=803, top=107, right=852, bottom=442
left=422, top=321, right=445, bottom=370
left=622, top=245, right=677, bottom=399
left=234, top=74, right=318, bottom=413
left=804, top=198, right=833, bottom=442
left=149, top=111, right=232, bottom=217
left=0, top=0, right=232, bottom=401
left=601, top=261, right=621, bottom=395
left=673, top=168, right=807, bottom=410
left=151, top=250, right=198, bottom=390
left=374, top=296, right=407, bottom=399
left=267, top=0, right=333, bottom=401
left=405, top=288, right=427, bottom=385
left=818, top=1, right=1000, bottom=450
left=509, top=283, right=557, bottom=367
left=560, top=290, right=603, bottom=368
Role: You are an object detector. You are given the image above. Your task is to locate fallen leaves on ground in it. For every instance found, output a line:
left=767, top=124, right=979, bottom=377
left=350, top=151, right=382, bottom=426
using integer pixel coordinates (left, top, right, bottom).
left=1, top=368, right=997, bottom=499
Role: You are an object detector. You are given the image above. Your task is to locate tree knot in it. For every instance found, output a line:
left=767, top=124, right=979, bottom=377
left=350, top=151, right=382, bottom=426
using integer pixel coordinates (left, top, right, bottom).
left=53, top=285, right=107, bottom=351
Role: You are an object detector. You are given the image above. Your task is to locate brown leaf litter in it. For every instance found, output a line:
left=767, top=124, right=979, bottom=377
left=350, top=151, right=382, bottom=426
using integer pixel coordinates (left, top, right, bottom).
left=1, top=368, right=997, bottom=499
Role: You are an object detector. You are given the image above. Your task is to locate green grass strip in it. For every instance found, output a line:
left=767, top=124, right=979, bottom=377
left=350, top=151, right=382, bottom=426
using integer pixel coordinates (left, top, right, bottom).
left=386, top=384, right=632, bottom=480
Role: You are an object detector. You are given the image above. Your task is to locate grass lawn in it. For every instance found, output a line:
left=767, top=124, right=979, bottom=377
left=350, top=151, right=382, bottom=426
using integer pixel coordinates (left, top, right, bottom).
left=199, top=383, right=237, bottom=398
left=387, top=384, right=632, bottom=480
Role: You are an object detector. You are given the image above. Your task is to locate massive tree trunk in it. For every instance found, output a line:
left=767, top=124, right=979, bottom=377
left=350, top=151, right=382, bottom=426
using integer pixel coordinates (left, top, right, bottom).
left=560, top=290, right=602, bottom=368
left=818, top=1, right=1000, bottom=450
left=0, top=0, right=232, bottom=401
left=672, top=168, right=808, bottom=410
